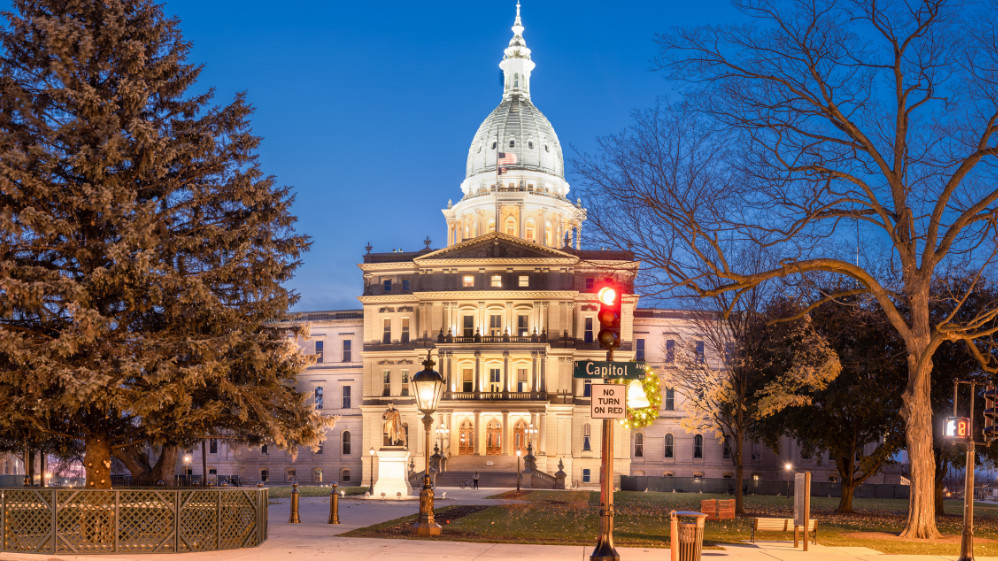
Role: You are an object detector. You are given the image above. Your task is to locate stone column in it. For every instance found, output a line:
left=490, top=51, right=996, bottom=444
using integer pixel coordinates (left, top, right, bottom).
left=474, top=351, right=481, bottom=395
left=502, top=411, right=510, bottom=456
left=518, top=203, right=525, bottom=238
left=531, top=351, right=538, bottom=393
left=503, top=350, right=511, bottom=395
left=540, top=352, right=547, bottom=393
left=539, top=412, right=547, bottom=455
left=474, top=412, right=481, bottom=456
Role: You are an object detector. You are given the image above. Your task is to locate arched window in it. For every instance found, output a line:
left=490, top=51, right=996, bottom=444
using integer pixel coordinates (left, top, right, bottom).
left=487, top=219, right=496, bottom=234
left=313, top=468, right=323, bottom=483
left=525, top=219, right=536, bottom=242
left=693, top=434, right=704, bottom=459
left=528, top=141, right=534, bottom=149
left=545, top=223, right=552, bottom=246
left=459, top=419, right=474, bottom=455
left=513, top=419, right=527, bottom=454
left=342, top=431, right=351, bottom=455
left=492, top=141, right=497, bottom=150
left=509, top=139, right=515, bottom=147
left=664, top=434, right=674, bottom=458
left=505, top=216, right=517, bottom=236
left=341, top=468, right=351, bottom=482
left=634, top=433, right=644, bottom=457
left=514, top=73, right=519, bottom=87
left=583, top=423, right=591, bottom=451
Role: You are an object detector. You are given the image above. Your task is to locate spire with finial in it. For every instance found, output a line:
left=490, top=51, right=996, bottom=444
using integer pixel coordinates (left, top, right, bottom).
left=499, top=1, right=534, bottom=100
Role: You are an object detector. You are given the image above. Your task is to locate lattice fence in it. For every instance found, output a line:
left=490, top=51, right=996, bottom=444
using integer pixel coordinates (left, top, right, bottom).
left=0, top=488, right=267, bottom=554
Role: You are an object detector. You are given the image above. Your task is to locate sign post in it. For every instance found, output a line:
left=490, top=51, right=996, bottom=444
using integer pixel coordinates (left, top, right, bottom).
left=793, top=472, right=811, bottom=551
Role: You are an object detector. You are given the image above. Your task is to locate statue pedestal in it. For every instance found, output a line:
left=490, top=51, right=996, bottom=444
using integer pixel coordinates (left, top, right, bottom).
left=372, top=447, right=411, bottom=498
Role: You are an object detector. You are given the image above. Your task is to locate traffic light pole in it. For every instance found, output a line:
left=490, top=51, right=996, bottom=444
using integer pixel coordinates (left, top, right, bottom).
left=958, top=381, right=976, bottom=561
left=591, top=346, right=619, bottom=561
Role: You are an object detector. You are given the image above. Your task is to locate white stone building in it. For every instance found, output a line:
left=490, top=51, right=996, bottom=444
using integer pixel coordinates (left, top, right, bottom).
left=174, top=4, right=900, bottom=490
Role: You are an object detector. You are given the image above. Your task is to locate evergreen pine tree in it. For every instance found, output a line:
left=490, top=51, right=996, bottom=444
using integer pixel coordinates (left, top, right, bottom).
left=0, top=0, right=328, bottom=488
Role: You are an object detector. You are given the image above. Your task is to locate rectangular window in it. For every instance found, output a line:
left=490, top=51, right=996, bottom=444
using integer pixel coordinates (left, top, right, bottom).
left=402, top=279, right=410, bottom=292
left=489, top=314, right=502, bottom=336
left=583, top=379, right=592, bottom=397
left=342, top=340, right=351, bottom=362
left=584, top=317, right=594, bottom=344
left=491, top=274, right=502, bottom=288
left=463, top=275, right=475, bottom=288
left=517, top=368, right=528, bottom=392
left=694, top=435, right=704, bottom=459
left=401, top=370, right=410, bottom=396
left=209, top=439, right=218, bottom=454
left=401, top=318, right=410, bottom=343
left=383, top=278, right=392, bottom=292
left=585, top=277, right=595, bottom=291
left=382, top=370, right=391, bottom=397
left=342, top=386, right=351, bottom=409
left=314, top=340, right=324, bottom=362
left=695, top=340, right=705, bottom=364
left=260, top=469, right=269, bottom=482
left=518, top=275, right=529, bottom=287
left=261, top=445, right=268, bottom=455
left=665, top=339, right=675, bottom=364
left=664, top=388, right=675, bottom=410
left=462, top=368, right=474, bottom=392
left=636, top=338, right=645, bottom=362
left=724, top=342, right=734, bottom=364
left=582, top=468, right=591, bottom=483
left=489, top=368, right=502, bottom=392
left=382, top=319, right=391, bottom=344
left=314, top=386, right=324, bottom=409
left=517, top=314, right=529, bottom=336
left=463, top=315, right=474, bottom=338
left=664, top=435, right=674, bottom=458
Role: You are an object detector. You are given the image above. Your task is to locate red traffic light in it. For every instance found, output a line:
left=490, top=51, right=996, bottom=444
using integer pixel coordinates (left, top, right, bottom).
left=597, top=286, right=618, bottom=306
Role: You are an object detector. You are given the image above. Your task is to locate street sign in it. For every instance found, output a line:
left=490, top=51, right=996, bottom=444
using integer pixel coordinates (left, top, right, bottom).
left=573, top=361, right=645, bottom=379
left=591, top=384, right=626, bottom=419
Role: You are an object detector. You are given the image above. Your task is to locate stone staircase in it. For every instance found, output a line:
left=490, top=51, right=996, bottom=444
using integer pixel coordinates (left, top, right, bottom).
left=434, top=455, right=522, bottom=488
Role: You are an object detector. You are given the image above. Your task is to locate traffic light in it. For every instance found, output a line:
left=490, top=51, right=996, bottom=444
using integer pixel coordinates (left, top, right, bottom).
left=983, top=385, right=998, bottom=445
left=596, top=279, right=622, bottom=350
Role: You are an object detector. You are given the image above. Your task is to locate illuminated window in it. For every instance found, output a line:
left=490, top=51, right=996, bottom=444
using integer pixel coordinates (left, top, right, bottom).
left=462, top=315, right=474, bottom=337
left=491, top=275, right=502, bottom=288
left=489, top=314, right=502, bottom=336
left=463, top=275, right=474, bottom=288
left=489, top=368, right=502, bottom=392
left=401, top=370, right=410, bottom=396
left=505, top=217, right=516, bottom=235
left=525, top=220, right=535, bottom=241
left=517, top=314, right=529, bottom=335
left=517, top=368, right=528, bottom=391
left=518, top=275, right=529, bottom=288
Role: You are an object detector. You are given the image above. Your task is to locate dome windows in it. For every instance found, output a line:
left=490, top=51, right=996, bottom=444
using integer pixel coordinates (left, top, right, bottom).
left=509, top=140, right=515, bottom=148
left=528, top=141, right=534, bottom=149
left=492, top=141, right=497, bottom=150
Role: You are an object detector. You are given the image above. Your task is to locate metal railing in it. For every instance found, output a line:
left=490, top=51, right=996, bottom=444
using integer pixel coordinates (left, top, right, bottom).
left=0, top=487, right=268, bottom=555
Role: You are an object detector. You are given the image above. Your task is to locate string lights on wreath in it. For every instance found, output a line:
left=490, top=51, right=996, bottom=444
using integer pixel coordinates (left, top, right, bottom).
left=618, top=366, right=661, bottom=429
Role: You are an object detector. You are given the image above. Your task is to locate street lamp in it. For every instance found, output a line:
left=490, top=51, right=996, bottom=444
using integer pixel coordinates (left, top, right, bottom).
left=516, top=449, right=522, bottom=493
left=784, top=462, right=793, bottom=498
left=436, top=424, right=451, bottom=468
left=368, top=447, right=375, bottom=493
left=411, top=351, right=445, bottom=537
left=526, top=423, right=538, bottom=449
left=183, top=455, right=192, bottom=487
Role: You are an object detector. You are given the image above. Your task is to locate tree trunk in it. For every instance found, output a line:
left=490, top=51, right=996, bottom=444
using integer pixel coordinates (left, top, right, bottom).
left=838, top=481, right=856, bottom=513
left=734, top=429, right=745, bottom=514
left=934, top=456, right=948, bottom=516
left=899, top=328, right=941, bottom=538
left=84, top=436, right=112, bottom=489
left=114, top=445, right=179, bottom=485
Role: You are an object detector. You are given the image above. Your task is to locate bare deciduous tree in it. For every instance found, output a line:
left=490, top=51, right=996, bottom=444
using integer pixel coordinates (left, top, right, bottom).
left=577, top=0, right=998, bottom=538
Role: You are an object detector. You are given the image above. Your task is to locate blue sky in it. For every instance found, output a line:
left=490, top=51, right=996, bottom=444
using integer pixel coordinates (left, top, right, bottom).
left=3, top=0, right=743, bottom=310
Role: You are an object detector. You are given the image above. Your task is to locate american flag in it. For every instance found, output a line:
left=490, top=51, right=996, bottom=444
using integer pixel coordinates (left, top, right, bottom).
left=497, top=152, right=518, bottom=166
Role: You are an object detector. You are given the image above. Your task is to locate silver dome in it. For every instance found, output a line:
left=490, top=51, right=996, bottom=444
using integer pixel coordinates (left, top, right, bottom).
left=465, top=96, right=564, bottom=179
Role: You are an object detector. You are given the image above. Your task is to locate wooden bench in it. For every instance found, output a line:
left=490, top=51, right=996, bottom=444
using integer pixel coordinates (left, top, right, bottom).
left=699, top=499, right=735, bottom=520
left=751, top=517, right=817, bottom=544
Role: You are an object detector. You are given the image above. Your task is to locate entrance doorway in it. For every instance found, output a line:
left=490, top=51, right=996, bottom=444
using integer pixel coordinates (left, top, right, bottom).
left=513, top=419, right=527, bottom=455
left=459, top=419, right=474, bottom=455
left=486, top=419, right=502, bottom=455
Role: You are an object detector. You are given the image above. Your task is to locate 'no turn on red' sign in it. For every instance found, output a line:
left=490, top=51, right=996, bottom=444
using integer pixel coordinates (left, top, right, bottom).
left=591, top=384, right=626, bottom=419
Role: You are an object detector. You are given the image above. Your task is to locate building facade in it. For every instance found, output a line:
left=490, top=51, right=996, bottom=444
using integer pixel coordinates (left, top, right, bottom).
left=174, top=5, right=899, bottom=489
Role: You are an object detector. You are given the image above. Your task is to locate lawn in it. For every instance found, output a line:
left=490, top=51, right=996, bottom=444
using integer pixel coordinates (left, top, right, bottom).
left=343, top=489, right=998, bottom=555
left=266, top=484, right=368, bottom=498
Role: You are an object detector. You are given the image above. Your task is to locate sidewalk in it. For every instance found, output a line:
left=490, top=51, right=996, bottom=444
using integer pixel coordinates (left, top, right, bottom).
left=0, top=487, right=994, bottom=561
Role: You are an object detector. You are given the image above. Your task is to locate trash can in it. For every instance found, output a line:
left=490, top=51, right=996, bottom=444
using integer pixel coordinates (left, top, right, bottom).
left=670, top=510, right=708, bottom=561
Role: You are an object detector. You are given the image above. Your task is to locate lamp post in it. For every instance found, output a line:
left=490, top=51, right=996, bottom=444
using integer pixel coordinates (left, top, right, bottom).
left=368, top=447, right=375, bottom=493
left=784, top=462, right=793, bottom=498
left=411, top=351, right=444, bottom=537
left=516, top=449, right=522, bottom=493
left=526, top=423, right=538, bottom=449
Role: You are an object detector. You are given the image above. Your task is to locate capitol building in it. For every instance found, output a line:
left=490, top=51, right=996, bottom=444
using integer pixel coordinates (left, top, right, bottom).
left=171, top=5, right=893, bottom=490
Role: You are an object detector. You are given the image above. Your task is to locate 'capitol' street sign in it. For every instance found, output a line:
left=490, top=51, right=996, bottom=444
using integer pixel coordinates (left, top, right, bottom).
left=573, top=361, right=645, bottom=379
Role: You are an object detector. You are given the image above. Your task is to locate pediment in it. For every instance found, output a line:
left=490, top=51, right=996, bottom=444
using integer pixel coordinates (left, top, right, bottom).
left=417, top=233, right=575, bottom=261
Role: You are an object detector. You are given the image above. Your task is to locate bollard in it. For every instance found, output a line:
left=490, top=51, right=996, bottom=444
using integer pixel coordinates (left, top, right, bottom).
left=289, top=482, right=301, bottom=523
left=328, top=482, right=341, bottom=524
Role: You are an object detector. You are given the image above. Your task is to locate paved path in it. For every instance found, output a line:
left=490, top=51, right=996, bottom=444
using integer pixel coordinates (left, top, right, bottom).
left=0, top=487, right=995, bottom=561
